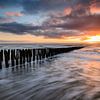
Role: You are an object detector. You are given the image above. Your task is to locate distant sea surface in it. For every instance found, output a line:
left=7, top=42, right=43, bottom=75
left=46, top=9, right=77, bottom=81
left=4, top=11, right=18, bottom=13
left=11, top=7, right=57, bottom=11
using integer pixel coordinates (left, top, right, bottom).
left=0, top=43, right=74, bottom=49
left=0, top=44, right=100, bottom=100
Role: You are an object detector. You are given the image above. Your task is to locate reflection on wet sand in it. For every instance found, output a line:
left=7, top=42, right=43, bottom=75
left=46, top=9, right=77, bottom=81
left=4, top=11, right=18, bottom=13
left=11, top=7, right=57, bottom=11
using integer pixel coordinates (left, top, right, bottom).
left=81, top=61, right=100, bottom=100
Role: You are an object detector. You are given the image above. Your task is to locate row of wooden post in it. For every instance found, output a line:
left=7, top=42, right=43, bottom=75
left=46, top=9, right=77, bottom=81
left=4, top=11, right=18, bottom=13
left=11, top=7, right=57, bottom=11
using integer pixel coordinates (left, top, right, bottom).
left=0, top=47, right=83, bottom=69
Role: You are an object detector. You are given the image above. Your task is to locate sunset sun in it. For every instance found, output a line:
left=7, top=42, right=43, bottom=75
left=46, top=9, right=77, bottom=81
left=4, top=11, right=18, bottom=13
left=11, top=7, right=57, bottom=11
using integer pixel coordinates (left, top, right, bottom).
left=85, top=35, right=100, bottom=43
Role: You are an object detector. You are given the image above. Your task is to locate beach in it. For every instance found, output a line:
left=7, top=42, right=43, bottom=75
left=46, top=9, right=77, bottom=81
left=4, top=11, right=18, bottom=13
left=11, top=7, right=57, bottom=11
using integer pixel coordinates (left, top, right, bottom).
left=0, top=45, right=100, bottom=100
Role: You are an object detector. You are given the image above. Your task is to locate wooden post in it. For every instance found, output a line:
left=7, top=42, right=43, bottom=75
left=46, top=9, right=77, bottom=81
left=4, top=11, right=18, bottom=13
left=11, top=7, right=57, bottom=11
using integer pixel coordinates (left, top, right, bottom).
left=46, top=48, right=49, bottom=58
left=36, top=49, right=38, bottom=61
left=33, top=49, right=35, bottom=61
left=4, top=49, right=10, bottom=68
left=25, top=49, right=28, bottom=62
left=15, top=49, right=20, bottom=65
left=42, top=49, right=46, bottom=59
left=38, top=49, right=42, bottom=60
left=0, top=50, right=3, bottom=69
left=22, top=49, right=25, bottom=64
left=50, top=48, right=53, bottom=56
left=19, top=49, right=23, bottom=65
left=29, top=49, right=32, bottom=62
left=11, top=49, right=15, bottom=66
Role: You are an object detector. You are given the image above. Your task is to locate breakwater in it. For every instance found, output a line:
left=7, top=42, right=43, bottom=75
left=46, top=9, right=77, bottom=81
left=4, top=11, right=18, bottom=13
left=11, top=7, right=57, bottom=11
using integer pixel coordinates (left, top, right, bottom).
left=0, top=46, right=84, bottom=69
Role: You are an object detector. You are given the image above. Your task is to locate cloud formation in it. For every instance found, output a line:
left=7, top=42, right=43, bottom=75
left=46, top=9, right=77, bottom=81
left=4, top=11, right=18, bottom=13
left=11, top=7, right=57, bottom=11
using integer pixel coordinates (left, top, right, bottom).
left=0, top=0, right=99, bottom=14
left=0, top=22, right=43, bottom=34
left=0, top=0, right=100, bottom=39
left=22, top=0, right=71, bottom=14
left=51, top=15, right=100, bottom=31
left=0, top=0, right=21, bottom=7
left=0, top=13, right=100, bottom=38
left=22, top=0, right=100, bottom=15
left=0, top=17, right=14, bottom=23
left=5, top=12, right=23, bottom=17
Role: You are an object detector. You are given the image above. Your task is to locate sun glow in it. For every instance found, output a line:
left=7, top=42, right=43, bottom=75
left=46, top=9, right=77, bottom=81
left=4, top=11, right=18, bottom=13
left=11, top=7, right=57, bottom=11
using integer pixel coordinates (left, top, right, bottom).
left=85, top=35, right=100, bottom=43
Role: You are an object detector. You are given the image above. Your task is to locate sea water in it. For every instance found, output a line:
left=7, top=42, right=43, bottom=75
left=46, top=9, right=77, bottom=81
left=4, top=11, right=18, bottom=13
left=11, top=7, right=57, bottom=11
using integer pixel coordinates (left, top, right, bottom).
left=0, top=45, right=100, bottom=100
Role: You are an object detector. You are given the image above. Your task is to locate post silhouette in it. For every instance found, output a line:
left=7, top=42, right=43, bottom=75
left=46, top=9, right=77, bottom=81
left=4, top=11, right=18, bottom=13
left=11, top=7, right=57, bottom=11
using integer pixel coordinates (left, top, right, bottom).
left=22, top=49, right=25, bottom=64
left=4, top=49, right=10, bottom=68
left=0, top=50, right=3, bottom=69
left=32, top=49, right=35, bottom=61
left=11, top=49, right=15, bottom=66
left=46, top=48, right=49, bottom=58
left=25, top=49, right=28, bottom=62
left=19, top=49, right=23, bottom=65
left=29, top=49, right=32, bottom=62
left=36, top=49, right=39, bottom=61
left=38, top=49, right=42, bottom=60
left=15, top=49, right=20, bottom=65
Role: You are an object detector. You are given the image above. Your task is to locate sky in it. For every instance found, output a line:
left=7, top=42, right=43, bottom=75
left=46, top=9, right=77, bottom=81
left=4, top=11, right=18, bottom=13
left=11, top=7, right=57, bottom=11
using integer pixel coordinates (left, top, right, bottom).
left=0, top=0, right=100, bottom=44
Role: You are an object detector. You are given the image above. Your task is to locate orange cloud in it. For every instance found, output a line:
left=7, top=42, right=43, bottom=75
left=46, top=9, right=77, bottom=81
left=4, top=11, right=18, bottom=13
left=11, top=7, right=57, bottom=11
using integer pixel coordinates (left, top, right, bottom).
left=5, top=12, right=23, bottom=17
left=64, top=7, right=72, bottom=15
left=90, top=5, right=100, bottom=14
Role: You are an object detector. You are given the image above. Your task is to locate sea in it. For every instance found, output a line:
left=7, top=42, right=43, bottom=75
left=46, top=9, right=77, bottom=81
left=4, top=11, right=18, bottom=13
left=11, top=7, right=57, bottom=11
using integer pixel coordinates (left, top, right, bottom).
left=0, top=44, right=100, bottom=100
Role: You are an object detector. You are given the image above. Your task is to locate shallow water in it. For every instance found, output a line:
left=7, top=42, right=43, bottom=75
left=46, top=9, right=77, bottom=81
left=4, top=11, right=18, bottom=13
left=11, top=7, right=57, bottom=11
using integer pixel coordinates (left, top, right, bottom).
left=0, top=46, right=100, bottom=100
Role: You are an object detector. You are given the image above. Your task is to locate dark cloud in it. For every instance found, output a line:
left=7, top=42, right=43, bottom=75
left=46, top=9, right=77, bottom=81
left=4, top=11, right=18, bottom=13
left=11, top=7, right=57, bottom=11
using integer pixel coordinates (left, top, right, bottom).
left=0, top=17, right=14, bottom=23
left=0, top=0, right=99, bottom=15
left=0, top=14, right=100, bottom=38
left=0, top=22, right=43, bottom=34
left=50, top=15, right=100, bottom=31
left=22, top=0, right=100, bottom=15
left=0, top=22, right=81, bottom=38
left=0, top=0, right=21, bottom=7
left=70, top=0, right=100, bottom=16
left=22, top=0, right=70, bottom=14
left=42, top=31, right=81, bottom=38
left=0, top=0, right=70, bottom=12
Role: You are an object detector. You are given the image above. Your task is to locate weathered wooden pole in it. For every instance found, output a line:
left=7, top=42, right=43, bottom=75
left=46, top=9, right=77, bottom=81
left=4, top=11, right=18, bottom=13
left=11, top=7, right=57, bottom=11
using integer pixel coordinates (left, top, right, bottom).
left=0, top=50, right=3, bottom=69
left=36, top=49, right=39, bottom=61
left=38, top=49, right=42, bottom=60
left=15, top=49, right=20, bottom=65
left=19, top=49, right=23, bottom=65
left=25, top=49, right=28, bottom=62
left=11, top=49, right=15, bottom=66
left=22, top=49, right=25, bottom=64
left=4, top=49, right=10, bottom=68
left=50, top=48, right=54, bottom=57
left=32, top=49, right=35, bottom=61
left=41, top=49, right=46, bottom=59
left=46, top=48, right=49, bottom=58
left=29, top=49, right=32, bottom=62
left=48, top=48, right=51, bottom=57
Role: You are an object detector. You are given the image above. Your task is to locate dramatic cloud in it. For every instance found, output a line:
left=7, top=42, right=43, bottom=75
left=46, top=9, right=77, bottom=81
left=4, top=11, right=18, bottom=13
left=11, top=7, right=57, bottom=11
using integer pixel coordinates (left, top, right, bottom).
left=0, top=0, right=99, bottom=14
left=21, top=0, right=100, bottom=15
left=0, top=0, right=21, bottom=7
left=64, top=7, right=72, bottom=15
left=0, top=0, right=100, bottom=40
left=0, top=22, right=83, bottom=38
left=0, top=17, right=14, bottom=23
left=91, top=7, right=100, bottom=14
left=0, top=22, right=43, bottom=34
left=0, top=13, right=100, bottom=38
left=50, top=15, right=100, bottom=31
left=22, top=0, right=71, bottom=14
